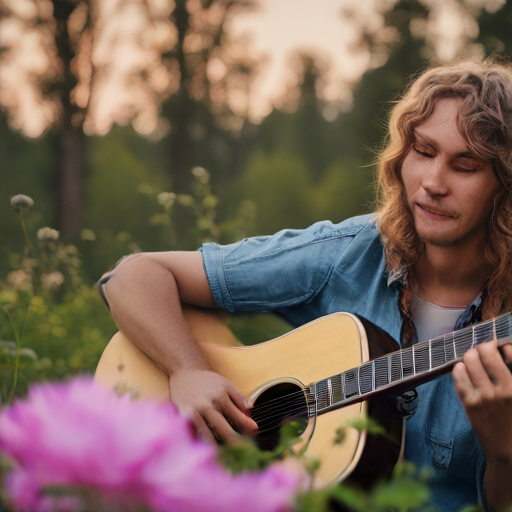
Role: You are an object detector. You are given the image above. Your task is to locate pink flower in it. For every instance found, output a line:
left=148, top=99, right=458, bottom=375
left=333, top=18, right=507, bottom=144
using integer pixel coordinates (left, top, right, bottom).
left=0, top=378, right=300, bottom=512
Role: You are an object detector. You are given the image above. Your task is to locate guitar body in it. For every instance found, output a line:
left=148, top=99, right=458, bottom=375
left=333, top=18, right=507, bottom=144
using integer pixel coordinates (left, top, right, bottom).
left=95, top=307, right=404, bottom=489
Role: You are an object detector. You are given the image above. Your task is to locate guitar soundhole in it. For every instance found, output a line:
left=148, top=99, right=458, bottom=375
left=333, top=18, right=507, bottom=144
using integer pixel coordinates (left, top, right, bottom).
left=251, top=382, right=309, bottom=451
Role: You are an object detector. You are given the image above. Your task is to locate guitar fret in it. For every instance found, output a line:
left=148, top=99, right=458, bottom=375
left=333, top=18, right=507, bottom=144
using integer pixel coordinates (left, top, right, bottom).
left=344, top=368, right=359, bottom=399
left=402, top=349, right=414, bottom=378
left=374, top=357, right=389, bottom=388
left=390, top=352, right=401, bottom=382
left=331, top=374, right=344, bottom=404
left=431, top=337, right=446, bottom=368
left=414, top=342, right=429, bottom=374
left=445, top=332, right=456, bottom=362
left=473, top=320, right=494, bottom=346
left=455, top=329, right=473, bottom=359
left=359, top=362, right=373, bottom=395
left=327, top=378, right=333, bottom=406
left=310, top=313, right=512, bottom=416
left=315, top=379, right=330, bottom=410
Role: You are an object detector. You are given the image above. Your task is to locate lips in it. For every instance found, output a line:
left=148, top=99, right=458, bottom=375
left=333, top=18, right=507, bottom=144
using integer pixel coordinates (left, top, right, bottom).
left=416, top=203, right=455, bottom=218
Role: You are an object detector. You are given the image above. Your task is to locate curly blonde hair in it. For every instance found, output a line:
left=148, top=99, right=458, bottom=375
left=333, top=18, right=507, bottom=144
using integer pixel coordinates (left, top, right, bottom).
left=376, top=59, right=512, bottom=318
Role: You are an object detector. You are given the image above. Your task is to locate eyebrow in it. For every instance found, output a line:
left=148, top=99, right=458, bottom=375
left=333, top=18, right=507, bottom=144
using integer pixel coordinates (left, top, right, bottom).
left=413, top=130, right=476, bottom=159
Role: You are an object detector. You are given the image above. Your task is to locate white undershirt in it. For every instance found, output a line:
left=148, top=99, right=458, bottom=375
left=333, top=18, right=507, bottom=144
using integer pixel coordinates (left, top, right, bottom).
left=411, top=294, right=466, bottom=342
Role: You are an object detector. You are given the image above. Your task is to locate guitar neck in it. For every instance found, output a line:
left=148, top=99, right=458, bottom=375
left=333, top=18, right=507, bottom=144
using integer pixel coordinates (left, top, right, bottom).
left=311, top=312, right=512, bottom=416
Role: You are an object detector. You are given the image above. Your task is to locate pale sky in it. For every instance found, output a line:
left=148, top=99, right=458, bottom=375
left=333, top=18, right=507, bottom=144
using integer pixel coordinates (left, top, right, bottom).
left=228, top=0, right=505, bottom=119
left=229, top=0, right=377, bottom=118
left=0, top=0, right=505, bottom=136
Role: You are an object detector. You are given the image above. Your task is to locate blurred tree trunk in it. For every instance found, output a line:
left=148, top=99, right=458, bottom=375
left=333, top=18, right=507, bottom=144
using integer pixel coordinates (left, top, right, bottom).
left=52, top=0, right=87, bottom=242
left=162, top=0, right=257, bottom=192
left=59, top=121, right=85, bottom=241
left=167, top=0, right=194, bottom=192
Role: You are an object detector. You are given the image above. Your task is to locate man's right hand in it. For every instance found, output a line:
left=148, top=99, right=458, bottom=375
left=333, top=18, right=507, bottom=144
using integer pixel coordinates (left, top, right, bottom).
left=169, top=368, right=259, bottom=444
left=104, top=252, right=258, bottom=443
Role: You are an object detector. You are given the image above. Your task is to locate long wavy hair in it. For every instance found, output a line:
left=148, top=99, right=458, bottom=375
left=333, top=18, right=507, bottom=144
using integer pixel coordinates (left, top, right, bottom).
left=376, top=59, right=512, bottom=319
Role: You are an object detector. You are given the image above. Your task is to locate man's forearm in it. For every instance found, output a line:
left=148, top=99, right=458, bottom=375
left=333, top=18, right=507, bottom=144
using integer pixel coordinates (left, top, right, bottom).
left=105, top=253, right=210, bottom=375
left=485, top=458, right=512, bottom=511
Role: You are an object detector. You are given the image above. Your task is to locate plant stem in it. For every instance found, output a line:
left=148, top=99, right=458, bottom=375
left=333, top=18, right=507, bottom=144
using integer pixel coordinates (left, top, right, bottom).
left=20, top=211, right=31, bottom=251
left=6, top=305, right=30, bottom=404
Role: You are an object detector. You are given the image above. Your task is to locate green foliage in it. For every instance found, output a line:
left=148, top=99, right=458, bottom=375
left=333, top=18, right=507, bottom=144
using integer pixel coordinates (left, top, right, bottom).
left=0, top=114, right=58, bottom=278
left=80, top=128, right=171, bottom=280
left=227, top=312, right=291, bottom=346
left=237, top=151, right=373, bottom=237
left=218, top=422, right=303, bottom=474
left=0, top=205, right=117, bottom=401
left=313, top=159, right=374, bottom=223
left=334, top=416, right=387, bottom=446
left=477, top=1, right=512, bottom=56
left=137, top=166, right=258, bottom=250
left=240, top=151, right=315, bottom=234
left=296, top=460, right=433, bottom=512
left=458, top=506, right=484, bottom=512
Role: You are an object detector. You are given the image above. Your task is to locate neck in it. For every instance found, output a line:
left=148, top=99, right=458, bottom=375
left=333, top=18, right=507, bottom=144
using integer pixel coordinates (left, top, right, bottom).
left=412, top=238, right=492, bottom=308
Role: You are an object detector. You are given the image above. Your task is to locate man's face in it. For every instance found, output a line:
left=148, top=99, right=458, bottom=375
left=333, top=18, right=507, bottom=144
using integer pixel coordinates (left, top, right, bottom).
left=401, top=98, right=501, bottom=248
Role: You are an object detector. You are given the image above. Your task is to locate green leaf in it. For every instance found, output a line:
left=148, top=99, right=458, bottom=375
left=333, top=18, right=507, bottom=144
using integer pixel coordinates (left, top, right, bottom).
left=218, top=438, right=276, bottom=473
left=371, top=480, right=431, bottom=508
left=330, top=484, right=367, bottom=510
left=296, top=489, right=331, bottom=512
left=458, top=506, right=484, bottom=512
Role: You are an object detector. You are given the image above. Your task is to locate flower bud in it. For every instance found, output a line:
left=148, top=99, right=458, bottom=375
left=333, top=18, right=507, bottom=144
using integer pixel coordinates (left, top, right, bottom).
left=10, top=194, right=34, bottom=213
left=37, top=227, right=59, bottom=241
left=192, top=166, right=207, bottom=177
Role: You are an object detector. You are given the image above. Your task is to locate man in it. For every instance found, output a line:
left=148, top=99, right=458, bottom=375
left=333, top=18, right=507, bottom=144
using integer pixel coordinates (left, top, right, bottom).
left=102, top=60, right=512, bottom=511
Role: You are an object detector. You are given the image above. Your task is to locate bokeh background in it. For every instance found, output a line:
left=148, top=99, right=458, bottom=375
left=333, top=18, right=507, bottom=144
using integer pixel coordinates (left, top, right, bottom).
left=0, top=0, right=511, bottom=393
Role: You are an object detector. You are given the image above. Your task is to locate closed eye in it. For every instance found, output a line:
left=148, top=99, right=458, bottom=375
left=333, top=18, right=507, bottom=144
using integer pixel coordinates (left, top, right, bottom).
left=454, top=157, right=480, bottom=173
left=413, top=145, right=433, bottom=158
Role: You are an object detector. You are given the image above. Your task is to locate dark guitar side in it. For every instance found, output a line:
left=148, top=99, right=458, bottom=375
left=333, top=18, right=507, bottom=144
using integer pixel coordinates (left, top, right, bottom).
left=345, top=317, right=405, bottom=489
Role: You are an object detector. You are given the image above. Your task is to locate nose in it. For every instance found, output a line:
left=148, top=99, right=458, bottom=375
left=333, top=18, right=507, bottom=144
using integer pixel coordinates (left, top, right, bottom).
left=421, top=158, right=449, bottom=197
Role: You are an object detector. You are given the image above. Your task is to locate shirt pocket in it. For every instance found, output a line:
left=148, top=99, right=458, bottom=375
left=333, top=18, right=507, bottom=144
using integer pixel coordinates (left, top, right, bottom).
left=429, top=434, right=453, bottom=468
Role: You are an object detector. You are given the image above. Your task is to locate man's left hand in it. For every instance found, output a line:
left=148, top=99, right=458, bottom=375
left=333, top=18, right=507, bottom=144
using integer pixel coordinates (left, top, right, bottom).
left=453, top=339, right=512, bottom=510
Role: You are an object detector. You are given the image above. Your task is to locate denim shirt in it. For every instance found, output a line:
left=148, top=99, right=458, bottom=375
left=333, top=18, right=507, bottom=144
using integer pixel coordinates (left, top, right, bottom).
left=201, top=214, right=488, bottom=511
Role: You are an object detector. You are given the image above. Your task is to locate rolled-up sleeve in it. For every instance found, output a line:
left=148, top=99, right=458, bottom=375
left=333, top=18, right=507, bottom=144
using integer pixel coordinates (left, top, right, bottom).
left=200, top=218, right=368, bottom=313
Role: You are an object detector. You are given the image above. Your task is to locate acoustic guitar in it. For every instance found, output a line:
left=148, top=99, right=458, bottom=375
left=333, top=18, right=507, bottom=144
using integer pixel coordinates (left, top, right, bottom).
left=94, top=307, right=512, bottom=490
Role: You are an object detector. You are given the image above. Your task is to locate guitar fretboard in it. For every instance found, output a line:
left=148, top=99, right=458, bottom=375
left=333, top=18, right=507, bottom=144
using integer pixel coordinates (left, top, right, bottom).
left=310, top=312, right=512, bottom=416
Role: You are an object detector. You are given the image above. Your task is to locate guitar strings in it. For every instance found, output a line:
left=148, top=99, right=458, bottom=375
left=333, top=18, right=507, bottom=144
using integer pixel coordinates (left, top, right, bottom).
left=252, top=405, right=310, bottom=430
left=254, top=411, right=310, bottom=436
left=250, top=328, right=492, bottom=420
left=251, top=399, right=310, bottom=426
left=248, top=325, right=512, bottom=427
left=250, top=390, right=308, bottom=418
left=251, top=318, right=512, bottom=434
left=251, top=396, right=310, bottom=423
left=251, top=403, right=309, bottom=426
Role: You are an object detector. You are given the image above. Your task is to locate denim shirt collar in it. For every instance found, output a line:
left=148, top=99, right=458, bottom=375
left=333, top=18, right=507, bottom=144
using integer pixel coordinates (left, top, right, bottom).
left=454, top=292, right=484, bottom=330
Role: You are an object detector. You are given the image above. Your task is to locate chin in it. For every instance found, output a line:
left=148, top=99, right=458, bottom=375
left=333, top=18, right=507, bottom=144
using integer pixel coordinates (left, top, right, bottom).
left=420, top=235, right=460, bottom=248
left=416, top=226, right=484, bottom=248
